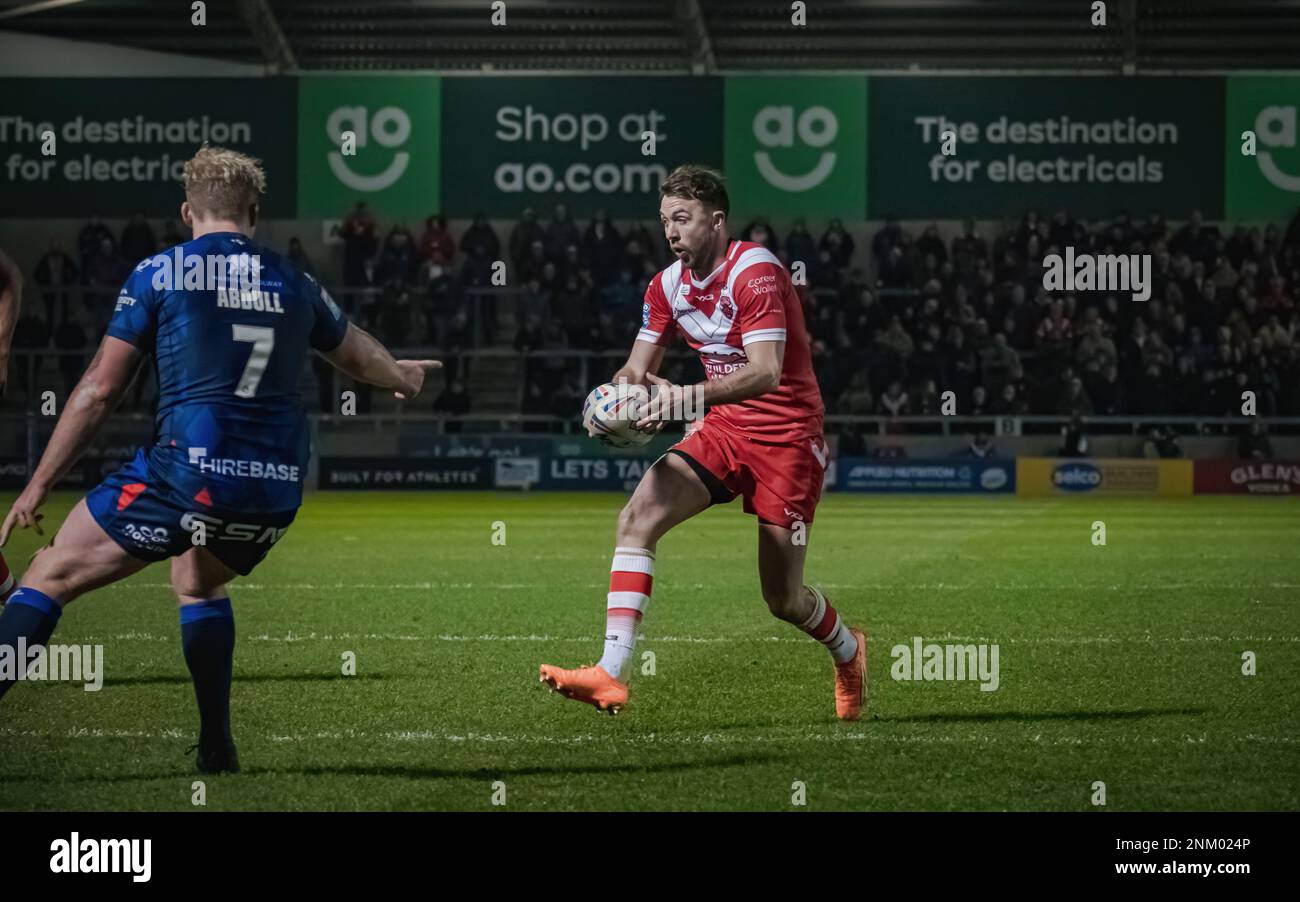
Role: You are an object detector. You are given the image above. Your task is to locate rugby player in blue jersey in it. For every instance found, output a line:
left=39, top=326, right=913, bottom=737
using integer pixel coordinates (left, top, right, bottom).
left=0, top=147, right=440, bottom=773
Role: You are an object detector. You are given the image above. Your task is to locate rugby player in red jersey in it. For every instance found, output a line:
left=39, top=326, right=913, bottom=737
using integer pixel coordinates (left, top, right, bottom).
left=539, top=165, right=866, bottom=718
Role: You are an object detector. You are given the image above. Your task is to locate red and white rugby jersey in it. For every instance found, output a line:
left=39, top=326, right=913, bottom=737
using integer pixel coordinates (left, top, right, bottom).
left=637, top=240, right=824, bottom=442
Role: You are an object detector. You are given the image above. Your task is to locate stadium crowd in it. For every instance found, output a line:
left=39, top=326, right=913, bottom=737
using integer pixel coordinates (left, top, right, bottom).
left=7, top=203, right=1300, bottom=425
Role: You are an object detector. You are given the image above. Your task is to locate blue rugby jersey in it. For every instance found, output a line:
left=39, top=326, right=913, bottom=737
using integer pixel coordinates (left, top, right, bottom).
left=108, top=231, right=348, bottom=513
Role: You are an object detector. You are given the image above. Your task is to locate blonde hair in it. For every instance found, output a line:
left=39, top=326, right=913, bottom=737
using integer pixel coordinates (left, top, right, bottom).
left=182, top=145, right=266, bottom=221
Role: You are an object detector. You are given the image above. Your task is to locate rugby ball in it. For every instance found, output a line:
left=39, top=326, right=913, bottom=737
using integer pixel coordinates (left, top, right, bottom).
left=582, top=382, right=653, bottom=448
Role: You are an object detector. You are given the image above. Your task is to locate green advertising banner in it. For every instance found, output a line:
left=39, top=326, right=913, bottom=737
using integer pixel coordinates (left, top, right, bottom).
left=723, top=76, right=868, bottom=220
left=868, top=77, right=1224, bottom=219
left=0, top=78, right=296, bottom=217
left=296, top=75, right=440, bottom=220
left=1225, top=76, right=1300, bottom=220
left=440, top=77, right=721, bottom=218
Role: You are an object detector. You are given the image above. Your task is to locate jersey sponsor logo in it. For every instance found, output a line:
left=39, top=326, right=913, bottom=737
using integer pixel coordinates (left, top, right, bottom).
left=121, top=522, right=170, bottom=552
left=114, top=295, right=136, bottom=312
left=179, top=511, right=290, bottom=545
left=702, top=355, right=747, bottom=379
left=641, top=301, right=650, bottom=329
left=194, top=455, right=301, bottom=482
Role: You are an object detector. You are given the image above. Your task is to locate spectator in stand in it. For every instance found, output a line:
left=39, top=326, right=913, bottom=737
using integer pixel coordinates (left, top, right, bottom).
left=1059, top=414, right=1089, bottom=457
left=992, top=383, right=1029, bottom=416
left=1238, top=421, right=1274, bottom=459
left=442, top=310, right=471, bottom=382
left=508, top=207, right=544, bottom=275
left=785, top=217, right=817, bottom=270
left=339, top=202, right=378, bottom=290
left=878, top=380, right=909, bottom=416
left=1087, top=363, right=1124, bottom=416
left=916, top=224, right=947, bottom=267
left=584, top=210, right=623, bottom=288
left=961, top=431, right=996, bottom=458
left=545, top=203, right=581, bottom=262
left=980, top=332, right=1021, bottom=397
left=421, top=214, right=456, bottom=268
left=423, top=248, right=459, bottom=344
left=376, top=226, right=419, bottom=287
left=34, top=243, right=78, bottom=325
left=77, top=216, right=115, bottom=270
left=81, top=236, right=127, bottom=335
left=286, top=237, right=314, bottom=276
left=599, top=268, right=639, bottom=318
left=821, top=217, right=854, bottom=268
left=377, top=288, right=427, bottom=349
left=951, top=218, right=988, bottom=279
left=1056, top=375, right=1095, bottom=416
left=119, top=211, right=157, bottom=265
left=740, top=217, right=780, bottom=256
left=553, top=272, right=594, bottom=347
left=1142, top=425, right=1182, bottom=459
left=434, top=379, right=471, bottom=432
left=460, top=211, right=500, bottom=263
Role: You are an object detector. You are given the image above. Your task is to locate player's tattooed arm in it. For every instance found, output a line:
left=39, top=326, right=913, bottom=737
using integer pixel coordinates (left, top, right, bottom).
left=319, top=322, right=441, bottom=400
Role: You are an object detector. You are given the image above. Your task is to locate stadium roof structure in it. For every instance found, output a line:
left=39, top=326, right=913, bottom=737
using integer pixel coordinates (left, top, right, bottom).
left=0, top=0, right=1298, bottom=73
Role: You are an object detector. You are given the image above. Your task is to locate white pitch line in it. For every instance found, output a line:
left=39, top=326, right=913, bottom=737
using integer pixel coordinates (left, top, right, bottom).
left=100, top=582, right=1300, bottom=592
left=68, top=632, right=1300, bottom=645
left=0, top=725, right=1294, bottom=748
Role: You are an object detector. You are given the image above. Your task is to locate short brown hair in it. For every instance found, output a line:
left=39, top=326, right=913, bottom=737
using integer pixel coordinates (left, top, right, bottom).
left=182, top=145, right=266, bottom=221
left=660, top=164, right=729, bottom=217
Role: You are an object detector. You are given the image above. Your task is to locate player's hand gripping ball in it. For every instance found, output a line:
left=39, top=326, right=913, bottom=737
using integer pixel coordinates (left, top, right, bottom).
left=582, top=382, right=654, bottom=448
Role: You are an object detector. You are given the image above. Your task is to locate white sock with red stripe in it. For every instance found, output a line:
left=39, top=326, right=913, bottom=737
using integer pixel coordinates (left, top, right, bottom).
left=596, top=546, right=654, bottom=681
left=798, top=586, right=857, bottom=663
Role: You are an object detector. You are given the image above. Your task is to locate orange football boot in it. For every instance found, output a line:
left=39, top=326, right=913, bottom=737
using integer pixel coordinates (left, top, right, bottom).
left=834, top=628, right=868, bottom=720
left=539, top=663, right=629, bottom=714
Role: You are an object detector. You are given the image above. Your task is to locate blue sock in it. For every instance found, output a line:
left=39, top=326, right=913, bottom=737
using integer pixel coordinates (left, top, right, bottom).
left=0, top=587, right=63, bottom=701
left=179, top=598, right=235, bottom=747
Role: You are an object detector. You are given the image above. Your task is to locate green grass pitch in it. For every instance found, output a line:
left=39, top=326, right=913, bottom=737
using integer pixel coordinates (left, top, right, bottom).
left=0, top=491, right=1296, bottom=811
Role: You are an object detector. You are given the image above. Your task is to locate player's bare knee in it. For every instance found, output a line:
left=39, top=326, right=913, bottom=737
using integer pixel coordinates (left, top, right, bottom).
left=616, top=495, right=663, bottom=544
left=761, top=583, right=805, bottom=623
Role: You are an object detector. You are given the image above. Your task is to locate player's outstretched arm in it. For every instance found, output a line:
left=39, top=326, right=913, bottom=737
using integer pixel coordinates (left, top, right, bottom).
left=0, top=336, right=141, bottom=546
left=318, top=321, right=442, bottom=400
left=0, top=248, right=22, bottom=396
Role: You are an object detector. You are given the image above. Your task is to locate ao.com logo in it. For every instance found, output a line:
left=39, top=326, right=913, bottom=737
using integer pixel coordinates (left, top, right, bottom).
left=325, top=105, right=412, bottom=192
left=751, top=105, right=838, bottom=192
left=1253, top=105, right=1300, bottom=192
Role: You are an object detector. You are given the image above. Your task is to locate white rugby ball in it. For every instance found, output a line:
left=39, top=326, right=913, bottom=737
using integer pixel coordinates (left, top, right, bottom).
left=582, top=382, right=653, bottom=448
